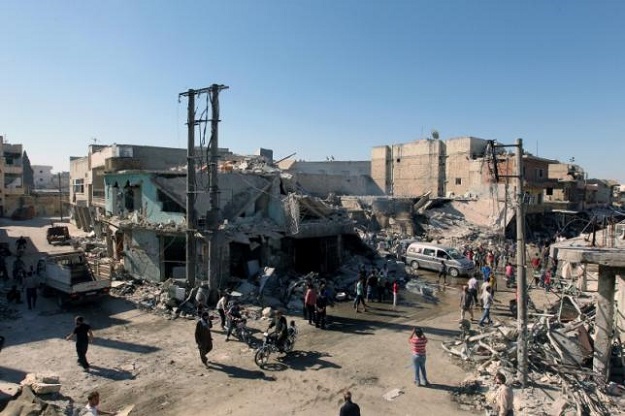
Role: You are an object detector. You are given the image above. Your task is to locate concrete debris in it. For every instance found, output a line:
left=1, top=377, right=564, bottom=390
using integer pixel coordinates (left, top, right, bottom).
left=0, top=385, right=64, bottom=416
left=382, top=388, right=404, bottom=401
left=445, top=296, right=621, bottom=416
left=20, top=373, right=61, bottom=395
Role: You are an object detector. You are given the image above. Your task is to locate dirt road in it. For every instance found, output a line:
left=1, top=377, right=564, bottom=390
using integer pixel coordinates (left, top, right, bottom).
left=0, top=218, right=480, bottom=416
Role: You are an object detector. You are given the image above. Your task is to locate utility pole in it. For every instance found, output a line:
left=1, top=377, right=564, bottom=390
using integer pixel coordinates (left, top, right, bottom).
left=493, top=138, right=527, bottom=386
left=207, top=84, right=228, bottom=299
left=183, top=89, right=197, bottom=287
left=515, top=138, right=528, bottom=386
left=179, top=85, right=229, bottom=290
left=58, top=172, right=63, bottom=221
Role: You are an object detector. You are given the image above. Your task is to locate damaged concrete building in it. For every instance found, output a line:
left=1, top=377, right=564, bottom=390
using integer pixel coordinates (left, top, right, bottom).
left=69, top=144, right=356, bottom=288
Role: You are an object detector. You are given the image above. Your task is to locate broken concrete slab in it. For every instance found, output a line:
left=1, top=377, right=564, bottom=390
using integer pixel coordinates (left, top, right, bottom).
left=382, top=388, right=404, bottom=401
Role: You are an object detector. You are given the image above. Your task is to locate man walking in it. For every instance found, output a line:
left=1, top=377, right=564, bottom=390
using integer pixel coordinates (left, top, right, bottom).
left=339, top=391, right=361, bottom=416
left=468, top=274, right=479, bottom=307
left=353, top=278, right=367, bottom=313
left=215, top=292, right=229, bottom=330
left=66, top=316, right=93, bottom=370
left=23, top=271, right=38, bottom=310
left=409, top=327, right=430, bottom=386
left=460, top=285, right=474, bottom=321
left=438, top=260, right=448, bottom=285
left=195, top=311, right=213, bottom=366
left=315, top=287, right=328, bottom=329
left=479, top=286, right=494, bottom=327
left=304, top=283, right=317, bottom=325
left=392, top=279, right=399, bottom=310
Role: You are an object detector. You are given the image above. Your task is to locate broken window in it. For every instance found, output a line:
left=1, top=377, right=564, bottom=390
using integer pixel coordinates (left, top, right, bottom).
left=455, top=178, right=462, bottom=185
left=158, top=190, right=184, bottom=213
left=546, top=188, right=553, bottom=196
left=73, top=179, right=84, bottom=194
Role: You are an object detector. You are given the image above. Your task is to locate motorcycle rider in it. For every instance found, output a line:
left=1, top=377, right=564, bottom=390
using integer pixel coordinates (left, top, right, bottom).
left=224, top=300, right=243, bottom=342
left=267, top=309, right=288, bottom=352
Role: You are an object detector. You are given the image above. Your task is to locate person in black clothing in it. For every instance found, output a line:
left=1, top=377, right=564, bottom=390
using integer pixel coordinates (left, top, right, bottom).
left=339, top=391, right=361, bottom=416
left=268, top=309, right=288, bottom=351
left=438, top=260, right=448, bottom=285
left=225, top=301, right=243, bottom=342
left=195, top=311, right=213, bottom=366
left=315, top=288, right=328, bottom=329
left=66, top=316, right=93, bottom=370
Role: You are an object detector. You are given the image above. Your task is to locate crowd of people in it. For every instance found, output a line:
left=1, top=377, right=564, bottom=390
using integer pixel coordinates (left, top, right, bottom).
left=2, top=237, right=43, bottom=311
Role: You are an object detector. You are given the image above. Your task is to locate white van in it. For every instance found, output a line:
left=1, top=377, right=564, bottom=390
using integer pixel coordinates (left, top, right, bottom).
left=404, top=242, right=474, bottom=277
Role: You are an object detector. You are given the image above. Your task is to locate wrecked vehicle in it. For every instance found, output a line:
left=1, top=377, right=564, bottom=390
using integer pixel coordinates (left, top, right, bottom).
left=37, top=251, right=111, bottom=306
left=46, top=226, right=71, bottom=245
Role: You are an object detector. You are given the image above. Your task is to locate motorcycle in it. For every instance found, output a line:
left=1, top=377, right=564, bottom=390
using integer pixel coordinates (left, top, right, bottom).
left=254, top=321, right=298, bottom=368
left=225, top=318, right=252, bottom=346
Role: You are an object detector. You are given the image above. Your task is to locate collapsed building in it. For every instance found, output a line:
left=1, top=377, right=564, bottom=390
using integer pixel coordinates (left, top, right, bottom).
left=69, top=144, right=358, bottom=294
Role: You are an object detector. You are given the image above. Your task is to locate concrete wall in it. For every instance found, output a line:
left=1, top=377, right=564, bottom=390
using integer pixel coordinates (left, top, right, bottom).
left=32, top=192, right=69, bottom=217
left=445, top=137, right=489, bottom=196
left=371, top=146, right=391, bottom=194
left=131, top=146, right=187, bottom=171
left=372, top=138, right=498, bottom=198
left=294, top=172, right=384, bottom=197
left=104, top=172, right=186, bottom=225
left=395, top=139, right=445, bottom=197
left=549, top=163, right=584, bottom=181
left=282, top=160, right=371, bottom=176
left=124, top=228, right=163, bottom=282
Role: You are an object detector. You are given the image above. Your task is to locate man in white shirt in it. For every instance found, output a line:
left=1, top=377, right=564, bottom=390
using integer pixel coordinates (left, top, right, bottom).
left=479, top=287, right=494, bottom=327
left=467, top=275, right=479, bottom=313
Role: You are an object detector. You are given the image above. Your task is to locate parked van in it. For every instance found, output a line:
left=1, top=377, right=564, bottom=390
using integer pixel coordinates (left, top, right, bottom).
left=404, top=242, right=474, bottom=277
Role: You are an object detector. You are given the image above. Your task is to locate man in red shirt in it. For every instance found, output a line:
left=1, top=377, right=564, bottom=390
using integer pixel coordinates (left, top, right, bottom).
left=304, top=283, right=317, bottom=325
left=408, top=327, right=430, bottom=386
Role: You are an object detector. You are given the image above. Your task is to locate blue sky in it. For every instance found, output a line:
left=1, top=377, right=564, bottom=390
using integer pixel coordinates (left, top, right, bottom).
left=1, top=1, right=624, bottom=181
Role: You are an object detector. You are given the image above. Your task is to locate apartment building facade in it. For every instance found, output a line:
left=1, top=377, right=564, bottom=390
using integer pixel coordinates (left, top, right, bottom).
left=0, top=135, right=25, bottom=216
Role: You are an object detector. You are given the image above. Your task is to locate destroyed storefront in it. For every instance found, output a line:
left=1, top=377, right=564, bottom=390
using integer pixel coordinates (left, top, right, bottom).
left=223, top=193, right=355, bottom=280
left=97, top=169, right=356, bottom=284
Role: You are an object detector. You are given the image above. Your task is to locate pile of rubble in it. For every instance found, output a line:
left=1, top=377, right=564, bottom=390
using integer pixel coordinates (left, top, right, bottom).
left=109, top=253, right=405, bottom=320
left=443, top=295, right=625, bottom=415
left=110, top=278, right=194, bottom=319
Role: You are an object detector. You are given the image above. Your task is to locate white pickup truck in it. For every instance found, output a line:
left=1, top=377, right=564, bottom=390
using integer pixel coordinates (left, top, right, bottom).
left=37, top=251, right=111, bottom=306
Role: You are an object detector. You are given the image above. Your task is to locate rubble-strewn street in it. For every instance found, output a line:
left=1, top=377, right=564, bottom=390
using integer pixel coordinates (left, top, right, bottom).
left=0, top=218, right=477, bottom=416
left=2, top=205, right=625, bottom=416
